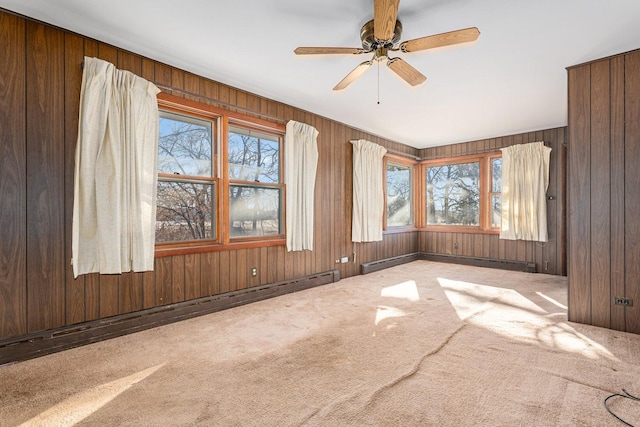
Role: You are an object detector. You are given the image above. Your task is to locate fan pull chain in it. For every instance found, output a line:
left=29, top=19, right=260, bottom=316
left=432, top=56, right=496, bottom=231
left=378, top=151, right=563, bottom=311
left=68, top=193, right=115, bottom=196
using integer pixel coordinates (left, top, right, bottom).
left=377, top=60, right=380, bottom=105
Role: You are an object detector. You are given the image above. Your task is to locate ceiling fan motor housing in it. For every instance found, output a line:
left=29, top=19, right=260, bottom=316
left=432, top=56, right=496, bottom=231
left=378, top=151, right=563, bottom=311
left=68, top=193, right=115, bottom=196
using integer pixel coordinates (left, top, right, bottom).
left=360, top=19, right=403, bottom=50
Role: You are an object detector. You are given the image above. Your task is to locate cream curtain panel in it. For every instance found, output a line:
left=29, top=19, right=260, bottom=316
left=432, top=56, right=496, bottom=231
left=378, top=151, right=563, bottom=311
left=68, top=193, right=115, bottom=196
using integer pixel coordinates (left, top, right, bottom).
left=285, top=120, right=319, bottom=251
left=499, top=141, right=552, bottom=242
left=351, top=139, right=387, bottom=242
left=72, top=56, right=161, bottom=278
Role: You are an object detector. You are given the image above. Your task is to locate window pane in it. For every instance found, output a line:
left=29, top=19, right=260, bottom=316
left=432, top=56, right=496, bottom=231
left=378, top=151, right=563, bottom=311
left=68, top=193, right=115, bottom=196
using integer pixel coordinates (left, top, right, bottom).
left=229, top=185, right=281, bottom=237
left=492, top=158, right=502, bottom=192
left=491, top=194, right=502, bottom=228
left=156, top=180, right=215, bottom=243
left=228, top=126, right=280, bottom=183
left=158, top=111, right=213, bottom=177
left=387, top=163, right=413, bottom=227
left=426, top=162, right=480, bottom=226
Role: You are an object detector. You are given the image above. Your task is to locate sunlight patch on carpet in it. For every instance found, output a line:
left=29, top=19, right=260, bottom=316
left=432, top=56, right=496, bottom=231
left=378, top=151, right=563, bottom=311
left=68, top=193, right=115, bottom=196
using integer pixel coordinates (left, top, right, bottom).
left=536, top=291, right=568, bottom=310
left=374, top=305, right=407, bottom=326
left=18, top=363, right=165, bottom=426
left=437, top=277, right=617, bottom=361
left=380, top=280, right=420, bottom=302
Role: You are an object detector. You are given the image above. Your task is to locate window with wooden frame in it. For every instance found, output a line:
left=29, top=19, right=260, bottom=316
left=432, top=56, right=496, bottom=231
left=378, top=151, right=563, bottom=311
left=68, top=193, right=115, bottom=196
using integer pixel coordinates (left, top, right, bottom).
left=384, top=154, right=418, bottom=231
left=155, top=94, right=285, bottom=256
left=422, top=152, right=501, bottom=233
left=156, top=109, right=218, bottom=244
left=227, top=123, right=283, bottom=240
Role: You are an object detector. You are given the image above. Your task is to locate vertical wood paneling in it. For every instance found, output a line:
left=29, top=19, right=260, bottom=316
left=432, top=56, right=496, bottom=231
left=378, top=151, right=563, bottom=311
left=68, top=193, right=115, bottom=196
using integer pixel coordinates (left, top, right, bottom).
left=155, top=257, right=172, bottom=306
left=589, top=60, right=611, bottom=328
left=266, top=247, right=278, bottom=284
left=99, top=275, right=119, bottom=318
left=118, top=272, right=142, bottom=315
left=64, top=33, right=85, bottom=325
left=276, top=246, right=285, bottom=282
left=82, top=40, right=100, bottom=323
left=85, top=274, right=100, bottom=321
left=625, top=51, right=640, bottom=334
left=201, top=251, right=220, bottom=297
left=567, top=50, right=640, bottom=334
left=259, top=247, right=268, bottom=285
left=219, top=251, right=230, bottom=293
left=610, top=55, right=626, bottom=331
left=543, top=129, right=558, bottom=274
left=236, top=249, right=247, bottom=290
left=0, top=13, right=27, bottom=338
left=558, top=129, right=567, bottom=276
left=567, top=65, right=592, bottom=324
left=142, top=270, right=156, bottom=309
left=26, top=21, right=66, bottom=332
left=172, top=256, right=185, bottom=303
left=184, top=254, right=200, bottom=300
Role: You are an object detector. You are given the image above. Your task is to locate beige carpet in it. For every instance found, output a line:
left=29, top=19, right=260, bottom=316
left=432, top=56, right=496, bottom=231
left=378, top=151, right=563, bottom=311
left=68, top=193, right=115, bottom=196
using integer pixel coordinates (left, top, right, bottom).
left=2, top=261, right=640, bottom=426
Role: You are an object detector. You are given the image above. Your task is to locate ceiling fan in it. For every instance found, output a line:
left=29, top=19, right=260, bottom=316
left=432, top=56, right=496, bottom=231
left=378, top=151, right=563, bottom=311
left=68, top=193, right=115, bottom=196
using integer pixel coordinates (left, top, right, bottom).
left=294, top=0, right=480, bottom=91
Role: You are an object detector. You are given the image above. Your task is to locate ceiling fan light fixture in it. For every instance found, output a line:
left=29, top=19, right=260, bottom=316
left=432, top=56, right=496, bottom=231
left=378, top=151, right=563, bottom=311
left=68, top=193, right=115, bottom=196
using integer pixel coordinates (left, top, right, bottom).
left=360, top=19, right=403, bottom=51
left=293, top=0, right=479, bottom=92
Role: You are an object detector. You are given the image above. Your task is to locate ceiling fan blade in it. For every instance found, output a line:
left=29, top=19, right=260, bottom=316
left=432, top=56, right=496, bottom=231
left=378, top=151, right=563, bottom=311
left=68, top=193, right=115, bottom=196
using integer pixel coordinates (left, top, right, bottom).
left=333, top=60, right=373, bottom=91
left=294, top=47, right=363, bottom=55
left=374, top=0, right=400, bottom=41
left=401, top=27, right=480, bottom=53
left=387, top=58, right=426, bottom=87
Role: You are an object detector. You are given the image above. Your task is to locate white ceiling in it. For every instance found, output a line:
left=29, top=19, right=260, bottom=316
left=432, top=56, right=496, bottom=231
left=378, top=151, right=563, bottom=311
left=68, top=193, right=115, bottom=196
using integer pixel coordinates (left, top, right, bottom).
left=3, top=0, right=640, bottom=148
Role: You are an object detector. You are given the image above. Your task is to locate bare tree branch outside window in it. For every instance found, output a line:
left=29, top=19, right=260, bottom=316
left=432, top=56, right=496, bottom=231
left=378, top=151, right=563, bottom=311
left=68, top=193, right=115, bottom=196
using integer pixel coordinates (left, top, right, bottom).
left=228, top=127, right=282, bottom=237
left=387, top=163, right=413, bottom=226
left=426, top=162, right=480, bottom=226
left=156, top=111, right=215, bottom=243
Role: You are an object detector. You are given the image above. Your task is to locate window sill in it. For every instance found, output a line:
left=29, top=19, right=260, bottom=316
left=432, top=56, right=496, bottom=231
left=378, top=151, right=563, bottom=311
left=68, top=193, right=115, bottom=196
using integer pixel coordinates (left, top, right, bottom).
left=383, top=226, right=419, bottom=235
left=420, top=226, right=500, bottom=235
left=155, top=237, right=286, bottom=258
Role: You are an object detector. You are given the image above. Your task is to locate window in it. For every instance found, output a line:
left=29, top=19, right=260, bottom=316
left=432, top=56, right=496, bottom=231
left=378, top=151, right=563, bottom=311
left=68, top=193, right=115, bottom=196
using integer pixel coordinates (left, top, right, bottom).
left=156, top=110, right=217, bottom=243
left=155, top=94, right=285, bottom=254
left=422, top=153, right=501, bottom=232
left=386, top=161, right=414, bottom=227
left=426, top=161, right=480, bottom=226
left=228, top=125, right=283, bottom=238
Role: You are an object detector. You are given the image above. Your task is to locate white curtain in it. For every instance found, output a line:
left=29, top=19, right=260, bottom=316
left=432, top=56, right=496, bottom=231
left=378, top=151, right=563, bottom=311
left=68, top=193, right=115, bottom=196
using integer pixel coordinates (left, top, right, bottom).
left=72, top=56, right=160, bottom=278
left=285, top=120, right=319, bottom=251
left=499, top=141, right=552, bottom=242
left=351, top=139, right=387, bottom=242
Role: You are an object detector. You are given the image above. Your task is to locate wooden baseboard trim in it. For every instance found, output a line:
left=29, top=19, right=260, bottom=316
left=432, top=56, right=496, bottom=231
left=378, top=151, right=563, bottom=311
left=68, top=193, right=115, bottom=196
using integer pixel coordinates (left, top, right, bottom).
left=421, top=253, right=537, bottom=273
left=0, top=270, right=340, bottom=365
left=360, top=253, right=422, bottom=274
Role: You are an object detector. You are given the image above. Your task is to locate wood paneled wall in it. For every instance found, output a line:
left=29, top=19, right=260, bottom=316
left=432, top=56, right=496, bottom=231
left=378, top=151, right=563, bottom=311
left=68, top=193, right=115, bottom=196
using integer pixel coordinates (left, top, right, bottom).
left=567, top=48, right=640, bottom=333
left=0, top=10, right=419, bottom=341
left=418, top=128, right=567, bottom=276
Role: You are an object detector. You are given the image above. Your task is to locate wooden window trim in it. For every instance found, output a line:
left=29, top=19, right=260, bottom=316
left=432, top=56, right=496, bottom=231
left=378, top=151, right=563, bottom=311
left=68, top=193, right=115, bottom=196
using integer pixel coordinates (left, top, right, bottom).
left=420, top=151, right=501, bottom=234
left=384, top=153, right=418, bottom=231
left=226, top=121, right=285, bottom=243
left=155, top=94, right=286, bottom=256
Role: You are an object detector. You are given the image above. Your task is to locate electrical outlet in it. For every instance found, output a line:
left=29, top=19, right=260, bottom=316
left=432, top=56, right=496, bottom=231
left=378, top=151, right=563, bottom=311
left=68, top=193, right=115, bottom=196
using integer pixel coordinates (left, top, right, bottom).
left=340, top=257, right=349, bottom=263
left=251, top=267, right=257, bottom=277
left=614, top=297, right=633, bottom=306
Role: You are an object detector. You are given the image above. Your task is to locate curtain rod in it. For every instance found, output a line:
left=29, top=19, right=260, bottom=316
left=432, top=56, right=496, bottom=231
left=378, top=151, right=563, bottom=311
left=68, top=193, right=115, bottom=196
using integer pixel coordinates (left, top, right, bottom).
left=386, top=148, right=421, bottom=160
left=79, top=61, right=424, bottom=156
left=423, top=140, right=549, bottom=159
left=80, top=60, right=285, bottom=124
left=154, top=84, right=287, bottom=125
